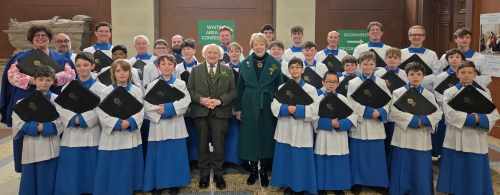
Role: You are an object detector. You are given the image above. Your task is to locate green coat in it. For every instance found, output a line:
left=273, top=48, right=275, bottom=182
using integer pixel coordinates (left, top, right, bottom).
left=237, top=53, right=282, bottom=161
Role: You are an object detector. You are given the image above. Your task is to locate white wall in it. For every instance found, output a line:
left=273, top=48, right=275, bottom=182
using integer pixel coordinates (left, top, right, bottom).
left=111, top=0, right=156, bottom=57
left=275, top=0, right=316, bottom=48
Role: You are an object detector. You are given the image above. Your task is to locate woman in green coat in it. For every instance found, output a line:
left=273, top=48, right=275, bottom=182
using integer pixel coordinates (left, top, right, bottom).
left=236, top=33, right=282, bottom=187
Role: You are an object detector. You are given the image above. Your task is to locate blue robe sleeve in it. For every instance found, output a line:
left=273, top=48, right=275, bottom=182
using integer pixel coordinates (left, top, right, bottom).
left=316, top=89, right=323, bottom=96
left=113, top=119, right=122, bottom=131
left=20, top=121, right=38, bottom=136
left=161, top=103, right=176, bottom=119
left=464, top=114, right=476, bottom=127
left=337, top=118, right=353, bottom=131
left=13, top=135, right=23, bottom=172
left=294, top=105, right=306, bottom=119
left=66, top=57, right=75, bottom=70
left=48, top=50, right=72, bottom=94
left=478, top=114, right=489, bottom=129
left=376, top=108, right=388, bottom=122
left=363, top=106, right=374, bottom=119
left=408, top=115, right=420, bottom=128
left=127, top=117, right=138, bottom=132
left=41, top=122, right=57, bottom=136
left=0, top=51, right=27, bottom=126
left=420, top=116, right=432, bottom=127
left=317, top=117, right=333, bottom=130
left=278, top=104, right=289, bottom=117
left=78, top=114, right=88, bottom=128
left=68, top=115, right=76, bottom=127
left=68, top=114, right=88, bottom=128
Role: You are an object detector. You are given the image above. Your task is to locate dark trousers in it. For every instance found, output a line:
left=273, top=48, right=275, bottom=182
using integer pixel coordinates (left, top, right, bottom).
left=194, top=116, right=228, bottom=177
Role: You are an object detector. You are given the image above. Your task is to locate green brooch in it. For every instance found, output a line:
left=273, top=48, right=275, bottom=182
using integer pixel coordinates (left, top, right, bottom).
left=219, top=70, right=230, bottom=78
left=269, top=64, right=278, bottom=75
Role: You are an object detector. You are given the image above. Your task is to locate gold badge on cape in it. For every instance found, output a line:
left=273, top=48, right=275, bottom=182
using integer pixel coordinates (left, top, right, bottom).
left=33, top=60, right=42, bottom=66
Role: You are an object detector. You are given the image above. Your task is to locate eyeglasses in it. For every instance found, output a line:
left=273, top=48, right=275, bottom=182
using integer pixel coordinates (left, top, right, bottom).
left=409, top=34, right=425, bottom=37
left=34, top=33, right=48, bottom=38
left=324, top=80, right=338, bottom=84
left=55, top=39, right=70, bottom=43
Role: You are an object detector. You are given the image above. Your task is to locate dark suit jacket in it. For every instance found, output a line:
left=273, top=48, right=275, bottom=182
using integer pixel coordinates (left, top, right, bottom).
left=188, top=62, right=236, bottom=118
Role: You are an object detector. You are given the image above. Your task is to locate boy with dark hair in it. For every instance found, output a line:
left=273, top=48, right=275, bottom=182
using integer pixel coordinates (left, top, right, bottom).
left=389, top=62, right=442, bottom=195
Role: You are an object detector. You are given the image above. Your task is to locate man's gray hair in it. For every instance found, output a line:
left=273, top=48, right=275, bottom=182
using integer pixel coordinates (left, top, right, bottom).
left=202, top=44, right=224, bottom=59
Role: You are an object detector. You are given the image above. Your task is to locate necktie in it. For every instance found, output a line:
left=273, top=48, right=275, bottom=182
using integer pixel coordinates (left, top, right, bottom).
left=209, top=64, right=215, bottom=77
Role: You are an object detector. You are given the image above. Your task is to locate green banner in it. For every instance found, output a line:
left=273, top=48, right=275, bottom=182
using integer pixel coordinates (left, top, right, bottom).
left=197, top=20, right=236, bottom=46
left=338, top=29, right=369, bottom=54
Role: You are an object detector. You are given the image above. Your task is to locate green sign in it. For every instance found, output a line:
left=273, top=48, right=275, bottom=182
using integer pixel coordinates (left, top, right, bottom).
left=338, top=29, right=369, bottom=54
left=197, top=20, right=235, bottom=46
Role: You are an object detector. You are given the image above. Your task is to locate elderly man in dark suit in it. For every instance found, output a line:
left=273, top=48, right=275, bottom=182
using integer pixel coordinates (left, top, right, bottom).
left=187, top=43, right=236, bottom=189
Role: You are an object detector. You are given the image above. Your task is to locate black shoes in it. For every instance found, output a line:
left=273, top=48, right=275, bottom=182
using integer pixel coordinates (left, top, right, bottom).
left=259, top=168, right=269, bottom=187
left=334, top=190, right=346, bottom=195
left=151, top=190, right=161, bottom=195
left=246, top=161, right=270, bottom=187
left=169, top=187, right=179, bottom=195
left=247, top=171, right=258, bottom=185
left=198, top=174, right=225, bottom=189
left=214, top=175, right=226, bottom=189
left=246, top=161, right=258, bottom=185
left=319, top=190, right=346, bottom=195
left=198, top=176, right=209, bottom=189
left=284, top=187, right=293, bottom=195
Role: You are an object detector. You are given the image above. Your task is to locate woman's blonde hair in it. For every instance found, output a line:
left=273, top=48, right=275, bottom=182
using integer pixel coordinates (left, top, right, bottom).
left=249, top=32, right=268, bottom=48
left=110, top=59, right=132, bottom=84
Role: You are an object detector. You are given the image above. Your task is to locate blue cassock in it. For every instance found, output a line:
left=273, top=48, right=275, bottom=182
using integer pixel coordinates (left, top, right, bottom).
left=58, top=51, right=76, bottom=69
left=0, top=49, right=70, bottom=172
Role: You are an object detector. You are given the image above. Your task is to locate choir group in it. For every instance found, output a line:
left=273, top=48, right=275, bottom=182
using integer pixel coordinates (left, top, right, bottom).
left=0, top=20, right=499, bottom=195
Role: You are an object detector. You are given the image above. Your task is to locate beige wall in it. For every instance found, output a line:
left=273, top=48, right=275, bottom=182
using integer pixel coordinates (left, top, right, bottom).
left=275, top=0, right=316, bottom=48
left=111, top=0, right=156, bottom=57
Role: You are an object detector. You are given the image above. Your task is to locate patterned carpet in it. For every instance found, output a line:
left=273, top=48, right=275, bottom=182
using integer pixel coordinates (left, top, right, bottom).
left=135, top=165, right=500, bottom=195
left=493, top=170, right=500, bottom=194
